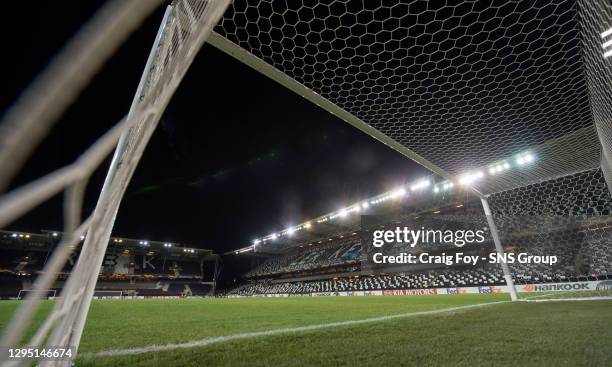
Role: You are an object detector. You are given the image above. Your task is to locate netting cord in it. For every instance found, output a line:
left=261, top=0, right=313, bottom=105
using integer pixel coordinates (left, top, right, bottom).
left=0, top=0, right=165, bottom=192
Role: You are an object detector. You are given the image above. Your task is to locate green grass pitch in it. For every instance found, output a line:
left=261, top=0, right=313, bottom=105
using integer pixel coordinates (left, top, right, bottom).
left=1, top=294, right=610, bottom=366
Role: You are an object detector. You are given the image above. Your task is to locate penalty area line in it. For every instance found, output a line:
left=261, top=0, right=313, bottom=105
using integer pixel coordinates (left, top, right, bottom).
left=85, top=300, right=508, bottom=358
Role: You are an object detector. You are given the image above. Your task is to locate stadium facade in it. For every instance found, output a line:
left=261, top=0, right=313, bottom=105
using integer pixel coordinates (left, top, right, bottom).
left=0, top=230, right=219, bottom=299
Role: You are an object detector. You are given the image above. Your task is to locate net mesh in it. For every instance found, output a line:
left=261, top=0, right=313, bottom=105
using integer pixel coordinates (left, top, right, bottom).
left=488, top=168, right=612, bottom=300
left=578, top=0, right=612, bottom=189
left=215, top=0, right=611, bottom=301
left=216, top=0, right=611, bottom=194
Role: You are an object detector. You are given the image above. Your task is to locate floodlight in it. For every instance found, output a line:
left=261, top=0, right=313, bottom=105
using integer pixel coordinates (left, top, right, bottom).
left=304, top=222, right=311, bottom=229
left=361, top=202, right=369, bottom=209
left=459, top=172, right=483, bottom=185
left=410, top=180, right=429, bottom=191
left=516, top=152, right=535, bottom=166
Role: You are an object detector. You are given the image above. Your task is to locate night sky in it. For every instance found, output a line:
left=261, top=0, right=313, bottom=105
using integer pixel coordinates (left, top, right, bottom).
left=1, top=1, right=426, bottom=286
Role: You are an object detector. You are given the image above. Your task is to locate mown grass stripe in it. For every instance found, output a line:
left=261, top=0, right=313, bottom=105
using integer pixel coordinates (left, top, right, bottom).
left=86, top=300, right=507, bottom=357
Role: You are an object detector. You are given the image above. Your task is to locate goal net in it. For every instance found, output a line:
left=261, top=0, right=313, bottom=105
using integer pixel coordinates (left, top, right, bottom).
left=211, top=0, right=611, bottom=303
left=488, top=168, right=612, bottom=301
left=17, top=289, right=57, bottom=300
left=0, top=0, right=230, bottom=362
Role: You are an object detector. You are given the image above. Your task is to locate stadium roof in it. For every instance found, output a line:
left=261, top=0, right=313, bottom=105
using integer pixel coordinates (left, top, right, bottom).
left=0, top=230, right=214, bottom=259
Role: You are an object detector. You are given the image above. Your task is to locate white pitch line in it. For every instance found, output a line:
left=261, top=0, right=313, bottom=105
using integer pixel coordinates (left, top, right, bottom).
left=85, top=300, right=508, bottom=358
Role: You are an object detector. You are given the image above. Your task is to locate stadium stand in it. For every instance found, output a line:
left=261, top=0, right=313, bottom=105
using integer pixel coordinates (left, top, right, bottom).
left=230, top=206, right=612, bottom=296
left=245, top=237, right=362, bottom=277
left=0, top=230, right=218, bottom=299
left=230, top=262, right=612, bottom=297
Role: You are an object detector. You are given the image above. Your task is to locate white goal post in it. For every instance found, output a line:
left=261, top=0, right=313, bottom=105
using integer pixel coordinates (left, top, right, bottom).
left=17, top=289, right=57, bottom=300
left=0, top=0, right=231, bottom=363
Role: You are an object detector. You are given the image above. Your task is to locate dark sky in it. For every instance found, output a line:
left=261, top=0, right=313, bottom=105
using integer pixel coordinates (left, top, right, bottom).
left=1, top=1, right=425, bottom=285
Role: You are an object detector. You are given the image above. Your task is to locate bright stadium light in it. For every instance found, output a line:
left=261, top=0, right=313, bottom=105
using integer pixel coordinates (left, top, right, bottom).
left=287, top=227, right=295, bottom=236
left=339, top=209, right=348, bottom=218
left=516, top=152, right=535, bottom=166
left=52, top=232, right=58, bottom=237
left=361, top=202, right=369, bottom=209
left=410, top=180, right=429, bottom=191
left=304, top=222, right=311, bottom=229
left=393, top=187, right=407, bottom=197
left=271, top=233, right=278, bottom=240
left=489, top=162, right=510, bottom=175
left=459, top=171, right=484, bottom=185
left=11, top=233, right=17, bottom=238
left=603, top=28, right=612, bottom=58
left=253, top=239, right=261, bottom=245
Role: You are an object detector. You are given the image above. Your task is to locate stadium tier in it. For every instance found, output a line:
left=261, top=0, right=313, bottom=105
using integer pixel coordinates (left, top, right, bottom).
left=0, top=231, right=219, bottom=299
left=229, top=180, right=612, bottom=297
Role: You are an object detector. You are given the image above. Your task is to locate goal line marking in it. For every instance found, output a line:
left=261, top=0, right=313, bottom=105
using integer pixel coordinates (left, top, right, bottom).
left=86, top=300, right=508, bottom=358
